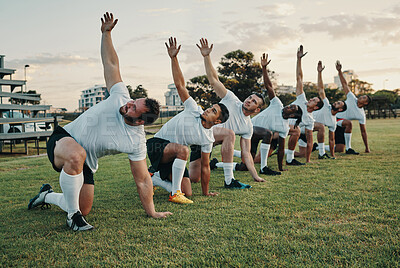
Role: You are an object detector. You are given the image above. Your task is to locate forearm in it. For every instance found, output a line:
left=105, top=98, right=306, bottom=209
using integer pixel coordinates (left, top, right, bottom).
left=360, top=125, right=369, bottom=150
left=318, top=72, right=325, bottom=99
left=203, top=55, right=226, bottom=98
left=171, top=57, right=185, bottom=89
left=306, top=130, right=313, bottom=162
left=135, top=179, right=157, bottom=217
left=329, top=131, right=335, bottom=157
left=296, top=58, right=303, bottom=94
left=338, top=71, right=350, bottom=94
left=200, top=166, right=211, bottom=195
left=277, top=141, right=285, bottom=170
left=101, top=32, right=119, bottom=67
left=242, top=152, right=259, bottom=179
left=262, top=66, right=275, bottom=99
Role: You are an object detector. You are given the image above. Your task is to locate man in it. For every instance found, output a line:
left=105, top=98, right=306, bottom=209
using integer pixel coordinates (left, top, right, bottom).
left=28, top=12, right=172, bottom=231
left=296, top=61, right=347, bottom=159
left=285, top=45, right=324, bottom=165
left=147, top=37, right=229, bottom=204
left=241, top=53, right=303, bottom=175
left=189, top=38, right=265, bottom=189
left=331, top=60, right=371, bottom=154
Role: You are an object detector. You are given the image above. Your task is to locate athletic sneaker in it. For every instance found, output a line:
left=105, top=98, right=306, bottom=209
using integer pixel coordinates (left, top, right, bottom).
left=66, top=211, right=94, bottom=231
left=169, top=190, right=193, bottom=204
left=209, top=158, right=219, bottom=170
left=235, top=162, right=248, bottom=171
left=312, top=142, right=318, bottom=152
left=286, top=159, right=305, bottom=166
left=260, top=166, right=281, bottom=176
left=346, top=148, right=360, bottom=155
left=318, top=153, right=331, bottom=159
left=224, top=178, right=252, bottom=189
left=28, top=184, right=53, bottom=210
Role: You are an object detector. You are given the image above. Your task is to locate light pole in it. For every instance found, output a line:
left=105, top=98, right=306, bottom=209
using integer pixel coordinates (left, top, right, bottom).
left=24, top=64, right=30, bottom=93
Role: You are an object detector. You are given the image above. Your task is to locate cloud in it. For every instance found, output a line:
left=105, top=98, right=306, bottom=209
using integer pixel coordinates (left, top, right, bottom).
left=300, top=14, right=400, bottom=44
left=140, top=8, right=188, bottom=14
left=7, top=53, right=97, bottom=67
left=357, top=67, right=400, bottom=77
left=258, top=3, right=295, bottom=19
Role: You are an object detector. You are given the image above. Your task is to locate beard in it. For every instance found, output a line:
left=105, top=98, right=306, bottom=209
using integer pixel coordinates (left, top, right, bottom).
left=331, top=105, right=339, bottom=112
left=200, top=115, right=206, bottom=122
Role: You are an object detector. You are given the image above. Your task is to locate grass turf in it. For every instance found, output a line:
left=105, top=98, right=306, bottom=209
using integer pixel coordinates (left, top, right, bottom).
left=0, top=118, right=399, bottom=267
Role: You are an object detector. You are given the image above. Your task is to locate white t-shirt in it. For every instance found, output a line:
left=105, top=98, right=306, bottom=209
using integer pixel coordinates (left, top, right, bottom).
left=64, top=82, right=146, bottom=173
left=313, top=98, right=337, bottom=132
left=289, top=93, right=314, bottom=130
left=154, top=97, right=214, bottom=153
left=251, top=97, right=289, bottom=138
left=214, top=90, right=253, bottom=139
left=336, top=92, right=366, bottom=124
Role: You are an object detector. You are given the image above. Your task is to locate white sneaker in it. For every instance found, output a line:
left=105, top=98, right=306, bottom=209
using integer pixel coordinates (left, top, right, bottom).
left=66, top=211, right=94, bottom=231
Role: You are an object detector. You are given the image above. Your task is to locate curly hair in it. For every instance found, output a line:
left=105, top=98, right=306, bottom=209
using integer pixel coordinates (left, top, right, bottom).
left=139, top=98, right=160, bottom=125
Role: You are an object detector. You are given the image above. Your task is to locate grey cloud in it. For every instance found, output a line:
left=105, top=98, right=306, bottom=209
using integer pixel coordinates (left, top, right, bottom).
left=8, top=53, right=97, bottom=67
left=357, top=67, right=400, bottom=77
left=300, top=14, right=400, bottom=44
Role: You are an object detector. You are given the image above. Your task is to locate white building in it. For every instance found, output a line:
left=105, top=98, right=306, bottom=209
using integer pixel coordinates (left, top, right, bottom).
left=334, top=70, right=358, bottom=89
left=276, top=84, right=296, bottom=95
left=164, top=83, right=183, bottom=106
left=79, top=85, right=109, bottom=111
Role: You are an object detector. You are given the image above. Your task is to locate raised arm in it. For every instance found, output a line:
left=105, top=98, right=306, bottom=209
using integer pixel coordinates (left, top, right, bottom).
left=261, top=53, right=275, bottom=100
left=336, top=60, right=350, bottom=95
left=296, top=45, right=308, bottom=96
left=197, top=38, right=227, bottom=99
left=101, top=12, right=122, bottom=90
left=166, top=37, right=190, bottom=103
left=317, top=61, right=326, bottom=99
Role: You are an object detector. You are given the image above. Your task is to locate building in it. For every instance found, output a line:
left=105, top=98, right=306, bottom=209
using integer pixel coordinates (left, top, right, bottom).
left=276, top=84, right=296, bottom=95
left=79, top=85, right=109, bottom=111
left=164, top=83, right=183, bottom=106
left=334, top=70, right=358, bottom=89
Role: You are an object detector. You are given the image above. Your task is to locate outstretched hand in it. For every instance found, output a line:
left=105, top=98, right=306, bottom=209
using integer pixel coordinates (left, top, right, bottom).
left=261, top=53, right=271, bottom=68
left=101, top=12, right=118, bottom=33
left=317, top=61, right=325, bottom=72
left=196, top=38, right=213, bottom=57
left=297, top=45, right=308, bottom=59
left=151, top=211, right=173, bottom=219
left=336, top=60, right=342, bottom=71
left=165, top=37, right=181, bottom=58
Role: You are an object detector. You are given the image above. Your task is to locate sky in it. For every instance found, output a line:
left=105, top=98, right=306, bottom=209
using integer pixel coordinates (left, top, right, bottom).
left=1, top=0, right=399, bottom=111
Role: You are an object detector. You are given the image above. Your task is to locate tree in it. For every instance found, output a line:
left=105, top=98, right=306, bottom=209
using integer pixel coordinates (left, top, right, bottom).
left=127, top=84, right=148, bottom=99
left=188, top=49, right=276, bottom=105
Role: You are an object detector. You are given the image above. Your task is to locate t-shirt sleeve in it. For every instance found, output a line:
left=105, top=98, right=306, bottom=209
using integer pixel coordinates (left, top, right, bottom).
left=222, top=90, right=240, bottom=104
left=270, top=96, right=283, bottom=108
left=359, top=111, right=366, bottom=125
left=328, top=123, right=336, bottom=132
left=201, top=143, right=213, bottom=153
left=297, top=92, right=307, bottom=103
left=184, top=97, right=199, bottom=112
left=110, top=82, right=129, bottom=98
left=241, top=122, right=253, bottom=140
left=323, top=98, right=330, bottom=107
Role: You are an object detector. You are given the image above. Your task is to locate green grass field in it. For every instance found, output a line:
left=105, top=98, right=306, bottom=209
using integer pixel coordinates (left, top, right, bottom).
left=1, top=119, right=399, bottom=267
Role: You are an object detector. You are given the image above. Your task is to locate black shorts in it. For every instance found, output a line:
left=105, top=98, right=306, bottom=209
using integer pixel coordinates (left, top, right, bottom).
left=47, top=126, right=94, bottom=185
left=335, top=125, right=345, bottom=145
left=189, top=144, right=213, bottom=162
left=146, top=137, right=189, bottom=181
left=299, top=133, right=307, bottom=143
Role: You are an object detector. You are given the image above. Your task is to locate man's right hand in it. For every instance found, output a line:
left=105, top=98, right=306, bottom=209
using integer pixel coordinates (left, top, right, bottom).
left=101, top=12, right=118, bottom=33
left=297, top=45, right=308, bottom=59
left=151, top=211, right=173, bottom=219
left=336, top=60, right=342, bottom=71
left=196, top=38, right=213, bottom=57
left=317, top=61, right=325, bottom=72
left=165, top=37, right=181, bottom=58
left=261, top=53, right=271, bottom=68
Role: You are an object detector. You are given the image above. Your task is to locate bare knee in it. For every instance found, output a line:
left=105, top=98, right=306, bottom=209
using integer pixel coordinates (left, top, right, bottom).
left=176, top=145, right=189, bottom=160
left=343, top=120, right=352, bottom=132
left=64, top=149, right=86, bottom=174
left=224, top=129, right=236, bottom=144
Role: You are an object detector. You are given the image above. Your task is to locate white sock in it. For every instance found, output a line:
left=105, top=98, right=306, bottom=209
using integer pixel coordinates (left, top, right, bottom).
left=318, top=143, right=325, bottom=156
left=59, top=169, right=83, bottom=219
left=233, top=150, right=241, bottom=158
left=344, top=133, right=352, bottom=149
left=45, top=192, right=67, bottom=212
left=260, top=143, right=270, bottom=169
left=223, top=163, right=234, bottom=185
left=216, top=162, right=224, bottom=168
left=171, top=158, right=186, bottom=195
left=325, top=145, right=330, bottom=152
left=286, top=149, right=294, bottom=163
left=151, top=171, right=172, bottom=192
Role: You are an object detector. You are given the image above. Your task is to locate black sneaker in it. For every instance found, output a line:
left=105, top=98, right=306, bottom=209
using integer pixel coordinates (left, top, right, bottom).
left=318, top=153, right=331, bottom=159
left=260, top=166, right=281, bottom=175
left=312, top=142, right=318, bottom=152
left=234, top=162, right=248, bottom=171
left=66, top=211, right=94, bottom=231
left=286, top=159, right=305, bottom=166
left=28, top=184, right=53, bottom=210
left=346, top=148, right=359, bottom=155
left=209, top=158, right=219, bottom=170
left=224, top=178, right=252, bottom=189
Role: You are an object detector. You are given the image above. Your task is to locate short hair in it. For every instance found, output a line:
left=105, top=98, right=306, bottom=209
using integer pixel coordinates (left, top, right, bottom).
left=341, top=101, right=347, bottom=112
left=316, top=97, right=324, bottom=110
left=217, top=103, right=229, bottom=123
left=366, top=95, right=372, bottom=106
left=294, top=106, right=303, bottom=127
left=252, top=92, right=265, bottom=108
left=139, top=98, right=160, bottom=125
